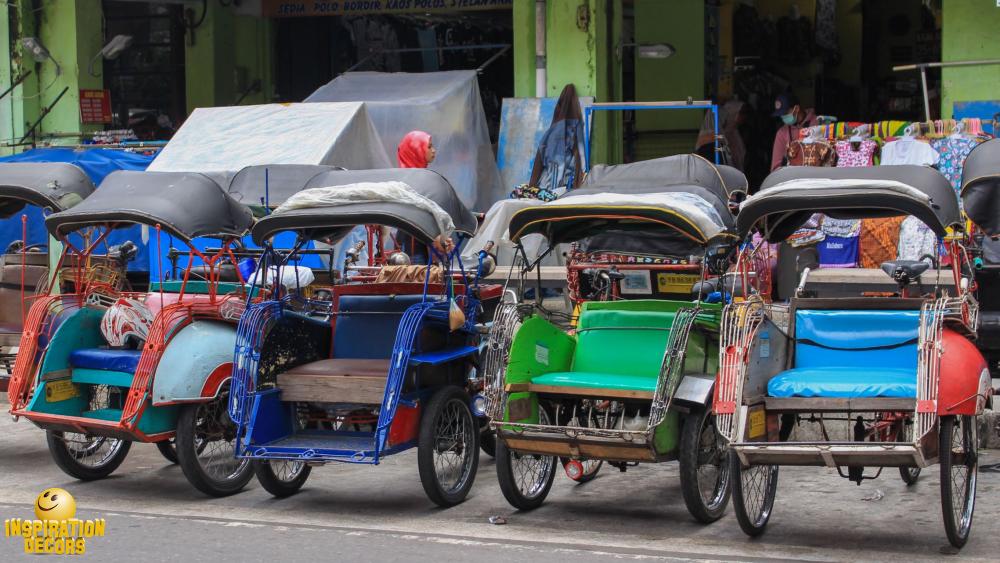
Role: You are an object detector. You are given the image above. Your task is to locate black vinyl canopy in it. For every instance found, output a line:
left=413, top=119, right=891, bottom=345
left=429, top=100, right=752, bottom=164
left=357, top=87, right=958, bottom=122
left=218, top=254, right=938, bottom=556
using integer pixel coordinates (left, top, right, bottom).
left=0, top=162, right=95, bottom=218
left=740, top=165, right=961, bottom=241
left=45, top=170, right=253, bottom=242
left=228, top=164, right=340, bottom=208
left=961, top=138, right=1000, bottom=237
left=582, top=154, right=736, bottom=205
left=250, top=168, right=476, bottom=245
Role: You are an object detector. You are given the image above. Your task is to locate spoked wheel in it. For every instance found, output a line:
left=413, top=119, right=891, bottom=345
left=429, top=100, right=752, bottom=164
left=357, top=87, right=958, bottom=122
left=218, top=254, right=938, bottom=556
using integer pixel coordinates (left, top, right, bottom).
left=555, top=410, right=601, bottom=483
left=46, top=385, right=131, bottom=480
left=176, top=384, right=253, bottom=497
left=940, top=415, right=978, bottom=549
left=679, top=406, right=731, bottom=523
left=156, top=439, right=179, bottom=464
left=254, top=460, right=312, bottom=498
left=495, top=406, right=558, bottom=510
left=417, top=386, right=480, bottom=507
left=730, top=451, right=779, bottom=536
left=893, top=417, right=920, bottom=485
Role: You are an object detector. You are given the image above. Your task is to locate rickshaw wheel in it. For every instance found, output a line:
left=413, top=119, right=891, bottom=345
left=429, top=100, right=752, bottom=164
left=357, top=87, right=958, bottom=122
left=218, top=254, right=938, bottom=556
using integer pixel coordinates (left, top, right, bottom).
left=155, top=439, right=178, bottom=464
left=729, top=451, right=778, bottom=536
left=940, top=415, right=978, bottom=548
left=417, top=386, right=480, bottom=507
left=679, top=406, right=731, bottom=523
left=176, top=385, right=253, bottom=497
left=899, top=466, right=921, bottom=485
left=254, top=460, right=312, bottom=498
left=495, top=407, right=557, bottom=510
left=480, top=427, right=497, bottom=458
left=46, top=431, right=132, bottom=481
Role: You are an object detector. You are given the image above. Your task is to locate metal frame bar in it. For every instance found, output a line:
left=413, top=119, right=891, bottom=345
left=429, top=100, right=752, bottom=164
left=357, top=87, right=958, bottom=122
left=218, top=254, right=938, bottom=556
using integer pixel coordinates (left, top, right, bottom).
left=893, top=59, right=1000, bottom=122
left=583, top=101, right=719, bottom=170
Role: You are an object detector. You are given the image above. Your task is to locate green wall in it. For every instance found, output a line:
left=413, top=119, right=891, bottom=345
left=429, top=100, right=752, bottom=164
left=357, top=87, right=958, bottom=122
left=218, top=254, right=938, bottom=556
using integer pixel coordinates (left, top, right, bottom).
left=941, top=0, right=1000, bottom=119
left=186, top=8, right=273, bottom=113
left=513, top=0, right=535, bottom=97
left=634, top=0, right=704, bottom=131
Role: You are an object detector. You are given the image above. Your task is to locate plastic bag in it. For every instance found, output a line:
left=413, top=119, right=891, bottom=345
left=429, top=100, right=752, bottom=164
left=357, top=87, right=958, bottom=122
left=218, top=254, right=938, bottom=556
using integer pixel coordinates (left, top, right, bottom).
left=449, top=298, right=465, bottom=331
left=247, top=265, right=315, bottom=291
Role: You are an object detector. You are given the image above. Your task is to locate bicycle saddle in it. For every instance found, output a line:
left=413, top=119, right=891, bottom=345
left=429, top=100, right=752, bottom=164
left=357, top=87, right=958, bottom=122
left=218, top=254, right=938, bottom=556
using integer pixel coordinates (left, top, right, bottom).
left=880, top=260, right=930, bottom=285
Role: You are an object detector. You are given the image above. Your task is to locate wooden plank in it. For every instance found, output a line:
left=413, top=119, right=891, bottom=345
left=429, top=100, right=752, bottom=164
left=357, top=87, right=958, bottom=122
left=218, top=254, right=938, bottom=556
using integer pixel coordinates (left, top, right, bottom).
left=501, top=434, right=656, bottom=462
left=764, top=397, right=916, bottom=412
left=504, top=382, right=530, bottom=393
left=528, top=383, right=653, bottom=400
left=277, top=373, right=386, bottom=404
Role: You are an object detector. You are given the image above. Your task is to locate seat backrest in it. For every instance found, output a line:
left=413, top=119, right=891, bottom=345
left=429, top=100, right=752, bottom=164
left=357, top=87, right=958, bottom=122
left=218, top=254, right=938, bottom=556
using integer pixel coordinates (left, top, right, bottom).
left=333, top=294, right=426, bottom=359
left=573, top=308, right=676, bottom=377
left=793, top=309, right=920, bottom=371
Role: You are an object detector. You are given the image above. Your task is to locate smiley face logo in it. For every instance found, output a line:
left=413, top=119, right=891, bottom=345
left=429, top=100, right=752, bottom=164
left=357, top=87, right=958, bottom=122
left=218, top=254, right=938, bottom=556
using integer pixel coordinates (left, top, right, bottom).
left=34, top=488, right=76, bottom=521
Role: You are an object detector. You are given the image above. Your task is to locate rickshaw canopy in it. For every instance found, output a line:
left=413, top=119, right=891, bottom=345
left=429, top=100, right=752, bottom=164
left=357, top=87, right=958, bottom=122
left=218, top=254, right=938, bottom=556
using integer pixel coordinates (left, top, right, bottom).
left=0, top=162, right=95, bottom=218
left=583, top=154, right=738, bottom=206
left=960, top=138, right=1000, bottom=237
left=45, top=170, right=253, bottom=243
left=228, top=164, right=340, bottom=208
left=740, top=165, right=961, bottom=242
left=250, top=168, right=477, bottom=245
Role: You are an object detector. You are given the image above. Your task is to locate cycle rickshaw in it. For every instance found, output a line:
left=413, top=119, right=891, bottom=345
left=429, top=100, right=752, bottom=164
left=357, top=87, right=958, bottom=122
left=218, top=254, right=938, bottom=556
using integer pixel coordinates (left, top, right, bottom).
left=6, top=169, right=261, bottom=496
left=482, top=157, right=738, bottom=522
left=716, top=165, right=988, bottom=548
left=229, top=168, right=501, bottom=507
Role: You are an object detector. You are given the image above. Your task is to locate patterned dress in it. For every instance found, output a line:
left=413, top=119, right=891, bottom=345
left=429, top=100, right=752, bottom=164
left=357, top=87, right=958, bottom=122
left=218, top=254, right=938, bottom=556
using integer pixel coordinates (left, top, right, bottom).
left=931, top=137, right=983, bottom=193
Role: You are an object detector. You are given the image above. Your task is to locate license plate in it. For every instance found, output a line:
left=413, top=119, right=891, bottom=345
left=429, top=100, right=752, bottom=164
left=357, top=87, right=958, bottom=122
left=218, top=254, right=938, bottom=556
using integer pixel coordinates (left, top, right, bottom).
left=748, top=409, right=766, bottom=438
left=657, top=273, right=698, bottom=294
left=45, top=380, right=80, bottom=402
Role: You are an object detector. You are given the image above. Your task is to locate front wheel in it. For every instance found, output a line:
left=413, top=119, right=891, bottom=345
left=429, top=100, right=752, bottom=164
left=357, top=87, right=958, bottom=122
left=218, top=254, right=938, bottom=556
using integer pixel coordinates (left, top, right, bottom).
left=730, top=451, right=778, bottom=537
left=254, top=460, right=311, bottom=498
left=155, top=439, right=178, bottom=464
left=495, top=406, right=557, bottom=510
left=417, top=386, right=480, bottom=507
left=47, top=431, right=131, bottom=480
left=940, top=415, right=978, bottom=549
left=679, top=406, right=731, bottom=523
left=899, top=466, right=921, bottom=485
left=480, top=427, right=496, bottom=458
left=176, top=387, right=253, bottom=497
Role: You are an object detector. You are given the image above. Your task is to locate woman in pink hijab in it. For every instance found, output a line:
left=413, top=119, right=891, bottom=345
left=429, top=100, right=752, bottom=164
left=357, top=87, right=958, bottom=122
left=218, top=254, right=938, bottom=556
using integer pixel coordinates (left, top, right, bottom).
left=395, top=131, right=439, bottom=262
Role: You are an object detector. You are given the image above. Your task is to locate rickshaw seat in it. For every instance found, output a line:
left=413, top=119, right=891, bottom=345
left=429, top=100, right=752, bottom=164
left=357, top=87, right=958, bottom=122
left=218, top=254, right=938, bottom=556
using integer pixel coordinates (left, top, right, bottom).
left=333, top=294, right=427, bottom=359
left=69, top=348, right=142, bottom=373
left=768, top=309, right=920, bottom=399
left=529, top=308, right=675, bottom=395
left=277, top=358, right=390, bottom=404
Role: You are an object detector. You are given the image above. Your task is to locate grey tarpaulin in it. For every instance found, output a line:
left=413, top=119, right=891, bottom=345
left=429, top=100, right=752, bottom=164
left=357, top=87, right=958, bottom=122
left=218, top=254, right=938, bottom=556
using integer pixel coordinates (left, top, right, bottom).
left=148, top=103, right=391, bottom=186
left=306, top=71, right=503, bottom=210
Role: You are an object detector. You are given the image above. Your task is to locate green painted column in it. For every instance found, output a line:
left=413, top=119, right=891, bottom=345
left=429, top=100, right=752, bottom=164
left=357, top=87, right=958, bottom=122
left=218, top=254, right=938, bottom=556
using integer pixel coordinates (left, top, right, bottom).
left=941, top=0, right=1000, bottom=119
left=513, top=0, right=536, bottom=98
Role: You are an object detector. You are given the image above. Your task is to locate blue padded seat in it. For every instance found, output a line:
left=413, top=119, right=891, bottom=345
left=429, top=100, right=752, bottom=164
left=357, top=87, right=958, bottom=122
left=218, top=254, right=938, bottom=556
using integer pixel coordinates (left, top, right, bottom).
left=767, top=309, right=920, bottom=399
left=69, top=348, right=143, bottom=373
left=333, top=294, right=427, bottom=360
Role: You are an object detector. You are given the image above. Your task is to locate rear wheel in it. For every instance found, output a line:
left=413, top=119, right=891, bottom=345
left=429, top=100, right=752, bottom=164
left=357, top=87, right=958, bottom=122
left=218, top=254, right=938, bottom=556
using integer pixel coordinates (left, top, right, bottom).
left=679, top=406, right=731, bottom=523
left=176, top=385, right=253, bottom=497
left=47, top=431, right=131, bottom=480
left=156, top=439, right=178, bottom=464
left=495, top=406, right=557, bottom=510
left=417, top=386, right=479, bottom=507
left=480, top=427, right=496, bottom=458
left=254, top=460, right=311, bottom=498
left=894, top=417, right=920, bottom=485
left=940, top=415, right=978, bottom=548
left=730, top=451, right=778, bottom=537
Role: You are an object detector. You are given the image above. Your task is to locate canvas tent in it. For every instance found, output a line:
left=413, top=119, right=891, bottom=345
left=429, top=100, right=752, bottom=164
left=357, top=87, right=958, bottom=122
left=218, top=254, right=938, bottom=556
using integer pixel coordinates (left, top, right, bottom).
left=148, top=102, right=391, bottom=185
left=306, top=71, right=503, bottom=210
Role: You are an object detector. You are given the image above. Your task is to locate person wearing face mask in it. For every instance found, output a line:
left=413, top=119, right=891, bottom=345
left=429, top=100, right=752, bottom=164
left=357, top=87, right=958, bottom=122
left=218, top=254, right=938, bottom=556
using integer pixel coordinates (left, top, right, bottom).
left=770, top=91, right=817, bottom=171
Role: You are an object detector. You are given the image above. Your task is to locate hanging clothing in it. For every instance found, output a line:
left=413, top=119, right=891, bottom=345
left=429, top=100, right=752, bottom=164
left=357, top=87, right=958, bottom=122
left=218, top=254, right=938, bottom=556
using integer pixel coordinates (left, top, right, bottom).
left=834, top=139, right=878, bottom=167
left=818, top=217, right=860, bottom=268
left=858, top=216, right=904, bottom=269
left=931, top=136, right=984, bottom=193
left=787, top=139, right=836, bottom=167
left=880, top=138, right=940, bottom=166
left=897, top=216, right=938, bottom=262
left=528, top=84, right=585, bottom=191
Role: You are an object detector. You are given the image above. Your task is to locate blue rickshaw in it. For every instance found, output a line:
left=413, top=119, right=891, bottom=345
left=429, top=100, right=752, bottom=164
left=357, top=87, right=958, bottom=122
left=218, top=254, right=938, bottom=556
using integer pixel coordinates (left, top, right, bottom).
left=229, top=168, right=500, bottom=506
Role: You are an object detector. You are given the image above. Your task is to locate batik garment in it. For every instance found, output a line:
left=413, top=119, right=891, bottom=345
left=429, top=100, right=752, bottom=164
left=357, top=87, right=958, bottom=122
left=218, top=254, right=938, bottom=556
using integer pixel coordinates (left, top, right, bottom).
left=897, top=216, right=938, bottom=262
left=818, top=217, right=860, bottom=267
left=786, top=140, right=836, bottom=166
left=834, top=139, right=878, bottom=167
left=858, top=216, right=904, bottom=268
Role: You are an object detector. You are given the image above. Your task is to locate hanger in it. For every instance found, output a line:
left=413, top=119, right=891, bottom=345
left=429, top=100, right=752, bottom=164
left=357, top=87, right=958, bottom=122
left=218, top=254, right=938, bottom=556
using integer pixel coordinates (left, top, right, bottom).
left=849, top=124, right=870, bottom=150
left=901, top=123, right=918, bottom=140
left=802, top=127, right=817, bottom=145
left=950, top=120, right=965, bottom=139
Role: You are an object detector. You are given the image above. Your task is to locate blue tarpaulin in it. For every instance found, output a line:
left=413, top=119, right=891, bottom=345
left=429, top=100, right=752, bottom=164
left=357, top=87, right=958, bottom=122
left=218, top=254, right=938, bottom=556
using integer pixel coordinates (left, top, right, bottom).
left=0, top=148, right=155, bottom=271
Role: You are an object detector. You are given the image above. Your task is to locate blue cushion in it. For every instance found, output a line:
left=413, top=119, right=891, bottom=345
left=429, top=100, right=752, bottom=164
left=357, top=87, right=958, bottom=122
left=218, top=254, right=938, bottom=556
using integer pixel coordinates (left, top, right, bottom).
left=794, top=309, right=920, bottom=371
left=768, top=367, right=917, bottom=398
left=69, top=348, right=142, bottom=373
left=333, top=294, right=427, bottom=359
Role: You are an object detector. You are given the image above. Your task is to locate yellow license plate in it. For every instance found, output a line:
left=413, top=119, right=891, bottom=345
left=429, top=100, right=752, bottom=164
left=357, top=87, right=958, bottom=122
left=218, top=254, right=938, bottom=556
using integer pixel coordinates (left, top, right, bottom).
left=657, top=273, right=698, bottom=294
left=45, top=379, right=80, bottom=402
left=748, top=409, right=766, bottom=438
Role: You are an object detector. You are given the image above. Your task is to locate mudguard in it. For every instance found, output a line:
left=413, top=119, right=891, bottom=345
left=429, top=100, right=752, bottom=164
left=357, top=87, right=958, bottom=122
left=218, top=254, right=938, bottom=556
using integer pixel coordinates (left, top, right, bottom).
left=937, top=329, right=991, bottom=415
left=674, top=374, right=714, bottom=407
left=151, top=320, right=236, bottom=405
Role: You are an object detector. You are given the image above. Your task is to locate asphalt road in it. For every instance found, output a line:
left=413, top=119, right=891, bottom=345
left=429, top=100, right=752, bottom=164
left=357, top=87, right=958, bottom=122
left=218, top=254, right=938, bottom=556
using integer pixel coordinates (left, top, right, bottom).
left=0, top=397, right=997, bottom=562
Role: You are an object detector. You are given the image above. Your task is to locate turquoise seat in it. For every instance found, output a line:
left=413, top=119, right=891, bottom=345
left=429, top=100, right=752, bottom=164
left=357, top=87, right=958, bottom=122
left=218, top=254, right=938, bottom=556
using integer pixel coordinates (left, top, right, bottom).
left=529, top=304, right=676, bottom=393
left=767, top=309, right=920, bottom=399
